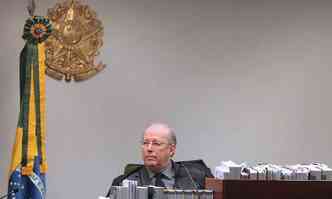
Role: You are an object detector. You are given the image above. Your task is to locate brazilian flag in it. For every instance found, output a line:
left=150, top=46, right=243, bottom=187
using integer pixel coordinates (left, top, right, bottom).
left=7, top=16, right=52, bottom=199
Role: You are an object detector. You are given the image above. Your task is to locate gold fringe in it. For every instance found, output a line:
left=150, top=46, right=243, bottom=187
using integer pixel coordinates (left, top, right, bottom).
left=22, top=165, right=33, bottom=175
left=38, top=43, right=47, bottom=174
left=9, top=128, right=23, bottom=173
left=25, top=63, right=37, bottom=175
left=40, top=163, right=48, bottom=173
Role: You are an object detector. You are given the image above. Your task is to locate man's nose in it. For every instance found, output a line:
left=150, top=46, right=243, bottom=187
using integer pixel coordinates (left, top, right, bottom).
left=147, top=143, right=153, bottom=150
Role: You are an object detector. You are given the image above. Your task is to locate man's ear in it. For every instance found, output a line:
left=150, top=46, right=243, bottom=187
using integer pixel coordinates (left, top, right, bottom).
left=169, top=144, right=176, bottom=157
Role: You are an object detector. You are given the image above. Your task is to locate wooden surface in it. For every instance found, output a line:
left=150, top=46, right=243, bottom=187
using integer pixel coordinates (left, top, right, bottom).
left=205, top=178, right=332, bottom=199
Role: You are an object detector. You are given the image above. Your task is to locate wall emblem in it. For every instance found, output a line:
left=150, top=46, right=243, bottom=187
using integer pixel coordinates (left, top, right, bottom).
left=45, top=0, right=106, bottom=82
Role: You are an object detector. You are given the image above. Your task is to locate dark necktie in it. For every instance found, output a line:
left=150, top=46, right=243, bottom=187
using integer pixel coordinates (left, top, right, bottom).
left=154, top=173, right=165, bottom=187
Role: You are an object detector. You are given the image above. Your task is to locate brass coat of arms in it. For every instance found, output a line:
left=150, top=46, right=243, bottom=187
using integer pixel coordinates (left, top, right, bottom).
left=45, top=0, right=105, bottom=82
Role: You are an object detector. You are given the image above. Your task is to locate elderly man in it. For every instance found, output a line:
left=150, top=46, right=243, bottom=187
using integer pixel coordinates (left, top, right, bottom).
left=110, top=123, right=213, bottom=190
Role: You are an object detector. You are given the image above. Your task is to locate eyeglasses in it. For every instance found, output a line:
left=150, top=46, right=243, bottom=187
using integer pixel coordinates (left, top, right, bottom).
left=141, top=140, right=170, bottom=148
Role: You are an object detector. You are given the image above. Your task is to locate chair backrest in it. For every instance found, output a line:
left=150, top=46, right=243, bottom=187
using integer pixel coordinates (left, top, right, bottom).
left=123, top=159, right=213, bottom=177
left=177, top=159, right=214, bottom=177
left=124, top=163, right=143, bottom=176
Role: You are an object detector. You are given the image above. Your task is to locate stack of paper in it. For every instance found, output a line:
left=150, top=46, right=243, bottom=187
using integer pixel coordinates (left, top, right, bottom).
left=280, top=167, right=295, bottom=180
left=215, top=161, right=242, bottom=180
left=252, top=165, right=267, bottom=180
left=241, top=167, right=258, bottom=180
left=216, top=161, right=332, bottom=181
left=310, top=163, right=332, bottom=180
left=285, top=165, right=309, bottom=180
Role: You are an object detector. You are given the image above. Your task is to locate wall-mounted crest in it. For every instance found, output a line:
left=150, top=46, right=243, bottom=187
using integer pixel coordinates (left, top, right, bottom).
left=45, top=0, right=106, bottom=82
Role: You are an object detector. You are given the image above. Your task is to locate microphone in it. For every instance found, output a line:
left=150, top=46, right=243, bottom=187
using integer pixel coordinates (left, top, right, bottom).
left=0, top=187, right=20, bottom=199
left=180, top=162, right=199, bottom=190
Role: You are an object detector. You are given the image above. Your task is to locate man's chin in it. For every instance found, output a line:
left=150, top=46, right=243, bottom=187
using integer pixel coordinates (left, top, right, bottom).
left=145, top=161, right=157, bottom=167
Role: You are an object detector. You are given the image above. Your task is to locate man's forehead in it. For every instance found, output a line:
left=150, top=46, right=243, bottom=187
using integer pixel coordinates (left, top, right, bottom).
left=144, top=132, right=168, bottom=140
left=144, top=124, right=170, bottom=138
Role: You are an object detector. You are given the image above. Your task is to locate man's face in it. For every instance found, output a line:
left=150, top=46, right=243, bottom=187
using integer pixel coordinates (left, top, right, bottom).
left=142, top=129, right=176, bottom=173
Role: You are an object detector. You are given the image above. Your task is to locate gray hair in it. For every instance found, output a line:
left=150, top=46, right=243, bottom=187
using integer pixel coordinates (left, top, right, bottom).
left=142, top=123, right=177, bottom=145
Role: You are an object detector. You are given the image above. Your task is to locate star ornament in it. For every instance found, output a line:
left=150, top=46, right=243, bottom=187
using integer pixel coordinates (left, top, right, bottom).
left=23, top=16, right=52, bottom=43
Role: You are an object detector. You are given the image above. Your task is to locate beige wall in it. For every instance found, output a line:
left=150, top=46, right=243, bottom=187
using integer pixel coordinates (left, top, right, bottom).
left=1, top=0, right=332, bottom=198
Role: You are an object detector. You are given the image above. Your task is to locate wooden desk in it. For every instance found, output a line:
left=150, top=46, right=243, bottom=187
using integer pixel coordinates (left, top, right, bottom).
left=205, top=178, right=332, bottom=199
